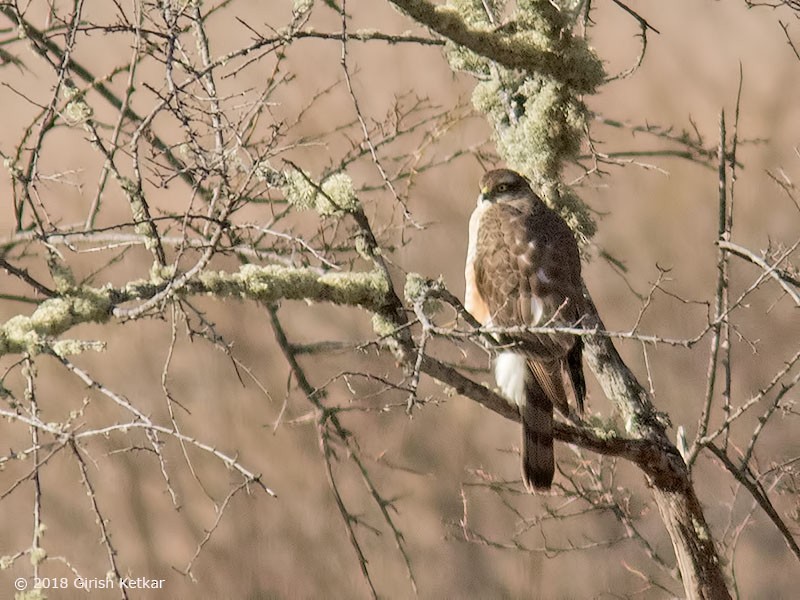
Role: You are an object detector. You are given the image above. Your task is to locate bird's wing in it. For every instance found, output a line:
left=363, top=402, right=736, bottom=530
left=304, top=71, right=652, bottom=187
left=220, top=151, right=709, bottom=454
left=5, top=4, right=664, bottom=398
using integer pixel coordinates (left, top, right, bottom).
left=474, top=200, right=582, bottom=342
left=474, top=200, right=584, bottom=416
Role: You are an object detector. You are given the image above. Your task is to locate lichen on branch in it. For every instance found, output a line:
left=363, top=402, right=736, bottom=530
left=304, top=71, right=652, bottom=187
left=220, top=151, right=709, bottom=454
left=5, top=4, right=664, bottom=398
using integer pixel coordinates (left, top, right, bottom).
left=280, top=169, right=360, bottom=217
left=0, top=265, right=390, bottom=358
left=389, top=0, right=603, bottom=93
left=0, top=288, right=113, bottom=355
left=199, top=264, right=389, bottom=309
left=439, top=0, right=602, bottom=243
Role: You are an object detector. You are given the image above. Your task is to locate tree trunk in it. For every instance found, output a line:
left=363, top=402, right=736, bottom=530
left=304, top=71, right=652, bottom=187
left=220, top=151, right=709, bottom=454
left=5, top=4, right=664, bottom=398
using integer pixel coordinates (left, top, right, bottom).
left=581, top=293, right=731, bottom=599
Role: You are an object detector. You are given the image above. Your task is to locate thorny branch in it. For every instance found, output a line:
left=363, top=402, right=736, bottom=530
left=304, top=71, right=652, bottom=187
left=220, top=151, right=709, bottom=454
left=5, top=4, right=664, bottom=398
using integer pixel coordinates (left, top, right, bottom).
left=268, top=304, right=418, bottom=598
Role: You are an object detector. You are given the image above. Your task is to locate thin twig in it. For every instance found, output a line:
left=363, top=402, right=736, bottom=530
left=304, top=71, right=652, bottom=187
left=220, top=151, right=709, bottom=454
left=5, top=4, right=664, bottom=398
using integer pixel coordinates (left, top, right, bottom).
left=706, top=443, right=800, bottom=562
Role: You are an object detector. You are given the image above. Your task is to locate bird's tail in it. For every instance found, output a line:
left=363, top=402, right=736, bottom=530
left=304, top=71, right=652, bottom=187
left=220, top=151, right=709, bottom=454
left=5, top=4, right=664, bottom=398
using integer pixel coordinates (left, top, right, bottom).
left=494, top=352, right=562, bottom=492
left=522, top=358, right=579, bottom=491
left=520, top=377, right=555, bottom=492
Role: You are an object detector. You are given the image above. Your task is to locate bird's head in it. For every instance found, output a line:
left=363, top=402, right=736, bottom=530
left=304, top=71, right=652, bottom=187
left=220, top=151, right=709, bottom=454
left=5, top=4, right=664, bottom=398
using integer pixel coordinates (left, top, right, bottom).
left=478, top=169, right=535, bottom=205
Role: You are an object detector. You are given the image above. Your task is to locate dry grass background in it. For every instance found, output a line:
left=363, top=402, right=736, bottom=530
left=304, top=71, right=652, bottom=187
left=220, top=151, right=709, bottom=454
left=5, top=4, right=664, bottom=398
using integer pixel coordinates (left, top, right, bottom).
left=0, top=1, right=798, bottom=598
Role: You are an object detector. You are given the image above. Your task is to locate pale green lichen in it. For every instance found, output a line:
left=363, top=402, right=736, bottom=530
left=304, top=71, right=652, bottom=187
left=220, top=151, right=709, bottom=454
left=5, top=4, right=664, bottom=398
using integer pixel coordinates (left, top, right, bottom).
left=122, top=277, right=162, bottom=300
left=371, top=313, right=399, bottom=338
left=692, top=516, right=710, bottom=541
left=4, top=156, right=22, bottom=181
left=61, top=83, right=78, bottom=99
left=446, top=0, right=494, bottom=27
left=404, top=272, right=442, bottom=314
left=550, top=186, right=595, bottom=244
left=200, top=264, right=389, bottom=311
left=318, top=270, right=388, bottom=308
left=0, top=265, right=388, bottom=359
left=29, top=546, right=46, bottom=566
left=0, top=555, right=13, bottom=570
left=472, top=72, right=591, bottom=220
left=64, top=287, right=113, bottom=322
left=0, top=288, right=112, bottom=356
left=441, top=0, right=492, bottom=76
left=281, top=170, right=317, bottom=211
left=495, top=77, right=583, bottom=180
left=47, top=256, right=76, bottom=293
left=120, top=177, right=158, bottom=250
left=51, top=339, right=106, bottom=357
left=584, top=414, right=622, bottom=440
left=444, top=0, right=602, bottom=244
left=282, top=170, right=359, bottom=217
left=253, top=159, right=276, bottom=183
left=177, top=142, right=193, bottom=161
left=45, top=421, right=68, bottom=434
left=62, top=83, right=93, bottom=125
left=149, top=263, right=177, bottom=283
left=442, top=0, right=603, bottom=92
left=319, top=173, right=358, bottom=216
left=166, top=0, right=202, bottom=10
left=63, top=98, right=93, bottom=125
left=293, top=0, right=314, bottom=14
left=354, top=234, right=373, bottom=262
left=404, top=272, right=428, bottom=305
left=2, top=315, right=41, bottom=353
left=515, top=0, right=562, bottom=51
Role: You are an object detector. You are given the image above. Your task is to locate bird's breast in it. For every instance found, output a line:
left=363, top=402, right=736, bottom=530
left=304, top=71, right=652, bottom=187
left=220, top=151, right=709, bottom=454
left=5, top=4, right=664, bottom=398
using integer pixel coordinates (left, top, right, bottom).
left=465, top=202, right=491, bottom=324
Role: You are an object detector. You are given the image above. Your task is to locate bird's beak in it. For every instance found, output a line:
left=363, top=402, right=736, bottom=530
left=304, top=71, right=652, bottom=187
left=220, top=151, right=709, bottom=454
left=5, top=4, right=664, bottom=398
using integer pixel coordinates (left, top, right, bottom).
left=478, top=187, right=489, bottom=204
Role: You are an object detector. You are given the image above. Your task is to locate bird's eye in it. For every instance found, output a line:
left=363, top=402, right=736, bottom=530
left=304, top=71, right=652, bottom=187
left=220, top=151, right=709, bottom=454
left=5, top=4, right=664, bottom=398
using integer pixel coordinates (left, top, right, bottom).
left=496, top=183, right=509, bottom=193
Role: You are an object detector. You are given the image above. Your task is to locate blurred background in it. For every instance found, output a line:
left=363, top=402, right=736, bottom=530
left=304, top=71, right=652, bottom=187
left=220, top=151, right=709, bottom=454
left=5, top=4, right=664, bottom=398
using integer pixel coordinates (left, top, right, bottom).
left=0, top=1, right=798, bottom=598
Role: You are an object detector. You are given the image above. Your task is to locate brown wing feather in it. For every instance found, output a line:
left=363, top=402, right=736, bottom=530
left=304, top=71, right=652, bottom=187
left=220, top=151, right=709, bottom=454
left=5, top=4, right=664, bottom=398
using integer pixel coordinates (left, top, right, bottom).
left=528, top=360, right=569, bottom=417
left=474, top=200, right=583, bottom=357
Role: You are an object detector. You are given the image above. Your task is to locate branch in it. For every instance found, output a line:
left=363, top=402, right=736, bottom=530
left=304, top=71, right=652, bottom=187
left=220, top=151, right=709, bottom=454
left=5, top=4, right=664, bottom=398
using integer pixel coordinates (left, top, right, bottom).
left=718, top=239, right=800, bottom=305
left=0, top=258, right=56, bottom=298
left=706, top=443, right=800, bottom=562
left=408, top=276, right=729, bottom=597
left=417, top=354, right=684, bottom=486
left=579, top=291, right=732, bottom=599
left=0, top=265, right=390, bottom=357
left=386, top=0, right=604, bottom=92
left=269, top=304, right=418, bottom=597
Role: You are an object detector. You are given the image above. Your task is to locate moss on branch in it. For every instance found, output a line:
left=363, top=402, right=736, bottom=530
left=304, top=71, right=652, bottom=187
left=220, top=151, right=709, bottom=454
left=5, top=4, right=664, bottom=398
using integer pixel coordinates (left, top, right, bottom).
left=389, top=0, right=603, bottom=93
left=198, top=264, right=389, bottom=309
left=0, top=265, right=390, bottom=358
left=434, top=0, right=602, bottom=243
left=0, top=288, right=113, bottom=355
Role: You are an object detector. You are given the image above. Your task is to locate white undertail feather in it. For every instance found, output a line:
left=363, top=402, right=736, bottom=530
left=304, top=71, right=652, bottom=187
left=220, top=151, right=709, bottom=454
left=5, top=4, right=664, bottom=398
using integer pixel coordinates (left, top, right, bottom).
left=494, top=352, right=529, bottom=408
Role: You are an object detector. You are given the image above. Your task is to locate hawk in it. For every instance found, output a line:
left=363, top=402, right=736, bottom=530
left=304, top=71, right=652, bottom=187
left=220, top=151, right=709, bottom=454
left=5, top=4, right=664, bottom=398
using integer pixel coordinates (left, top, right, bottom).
left=465, top=169, right=586, bottom=491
